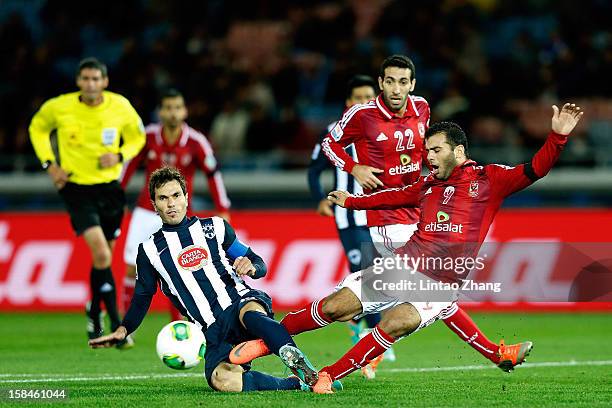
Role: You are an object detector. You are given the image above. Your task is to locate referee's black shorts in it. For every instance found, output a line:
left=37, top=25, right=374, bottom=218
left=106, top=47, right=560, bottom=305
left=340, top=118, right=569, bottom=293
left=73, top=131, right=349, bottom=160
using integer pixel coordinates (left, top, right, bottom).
left=59, top=181, right=126, bottom=241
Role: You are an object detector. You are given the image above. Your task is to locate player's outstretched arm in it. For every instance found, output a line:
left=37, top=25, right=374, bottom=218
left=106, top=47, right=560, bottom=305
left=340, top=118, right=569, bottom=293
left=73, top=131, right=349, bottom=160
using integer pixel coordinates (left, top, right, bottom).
left=329, top=180, right=422, bottom=210
left=488, top=103, right=584, bottom=197
left=88, top=326, right=127, bottom=348
left=552, top=103, right=583, bottom=136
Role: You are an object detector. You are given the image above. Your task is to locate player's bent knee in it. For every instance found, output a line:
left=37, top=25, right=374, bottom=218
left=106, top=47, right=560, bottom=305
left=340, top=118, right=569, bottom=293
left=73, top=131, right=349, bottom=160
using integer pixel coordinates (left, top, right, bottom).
left=322, top=288, right=362, bottom=322
left=210, top=363, right=243, bottom=392
left=379, top=303, right=421, bottom=338
left=238, top=301, right=266, bottom=327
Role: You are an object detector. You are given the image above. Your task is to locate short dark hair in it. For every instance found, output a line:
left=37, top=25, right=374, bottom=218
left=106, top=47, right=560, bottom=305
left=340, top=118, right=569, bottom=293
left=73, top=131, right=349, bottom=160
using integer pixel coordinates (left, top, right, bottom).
left=149, top=167, right=187, bottom=201
left=346, top=75, right=377, bottom=99
left=160, top=88, right=184, bottom=104
left=77, top=57, right=107, bottom=78
left=379, top=55, right=416, bottom=81
left=425, top=121, right=469, bottom=156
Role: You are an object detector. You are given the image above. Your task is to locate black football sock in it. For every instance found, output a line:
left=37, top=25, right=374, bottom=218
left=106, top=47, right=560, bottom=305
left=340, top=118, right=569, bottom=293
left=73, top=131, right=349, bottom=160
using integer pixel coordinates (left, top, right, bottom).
left=242, top=310, right=296, bottom=355
left=94, top=267, right=122, bottom=330
left=88, top=269, right=104, bottom=333
left=242, top=371, right=301, bottom=391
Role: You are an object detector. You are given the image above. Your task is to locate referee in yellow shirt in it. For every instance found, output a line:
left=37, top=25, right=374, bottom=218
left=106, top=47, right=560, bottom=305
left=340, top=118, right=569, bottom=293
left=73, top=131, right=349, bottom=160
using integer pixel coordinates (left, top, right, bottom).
left=29, top=58, right=146, bottom=347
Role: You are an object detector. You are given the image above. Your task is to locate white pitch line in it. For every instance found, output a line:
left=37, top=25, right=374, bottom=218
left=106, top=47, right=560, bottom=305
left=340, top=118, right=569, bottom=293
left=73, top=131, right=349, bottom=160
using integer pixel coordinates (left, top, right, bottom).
left=1, top=360, right=611, bottom=384
left=381, top=359, right=612, bottom=373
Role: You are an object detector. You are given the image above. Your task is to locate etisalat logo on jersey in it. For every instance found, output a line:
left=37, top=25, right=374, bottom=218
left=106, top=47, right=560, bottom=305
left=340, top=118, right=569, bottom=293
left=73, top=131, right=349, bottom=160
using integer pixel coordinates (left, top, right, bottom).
left=389, top=154, right=420, bottom=175
left=424, top=210, right=464, bottom=234
left=177, top=245, right=209, bottom=271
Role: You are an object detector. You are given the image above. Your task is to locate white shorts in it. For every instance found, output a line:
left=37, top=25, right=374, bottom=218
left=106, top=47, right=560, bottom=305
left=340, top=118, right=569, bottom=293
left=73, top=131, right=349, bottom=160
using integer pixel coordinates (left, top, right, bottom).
left=369, top=223, right=418, bottom=257
left=335, top=268, right=458, bottom=334
left=123, top=207, right=163, bottom=265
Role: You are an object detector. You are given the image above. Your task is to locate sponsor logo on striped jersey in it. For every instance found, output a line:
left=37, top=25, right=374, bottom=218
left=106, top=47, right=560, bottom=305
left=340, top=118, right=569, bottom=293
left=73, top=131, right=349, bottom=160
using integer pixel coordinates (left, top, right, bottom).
left=177, top=245, right=209, bottom=271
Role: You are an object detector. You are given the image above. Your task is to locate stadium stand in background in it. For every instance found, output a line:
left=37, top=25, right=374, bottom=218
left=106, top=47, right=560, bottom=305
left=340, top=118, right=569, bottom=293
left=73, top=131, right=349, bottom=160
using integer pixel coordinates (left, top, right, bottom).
left=0, top=0, right=611, bottom=208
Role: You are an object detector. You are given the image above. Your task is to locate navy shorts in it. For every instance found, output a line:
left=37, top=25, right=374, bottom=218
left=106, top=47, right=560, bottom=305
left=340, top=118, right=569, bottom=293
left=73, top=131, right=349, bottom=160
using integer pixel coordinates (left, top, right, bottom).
left=203, top=289, right=274, bottom=386
left=337, top=225, right=377, bottom=273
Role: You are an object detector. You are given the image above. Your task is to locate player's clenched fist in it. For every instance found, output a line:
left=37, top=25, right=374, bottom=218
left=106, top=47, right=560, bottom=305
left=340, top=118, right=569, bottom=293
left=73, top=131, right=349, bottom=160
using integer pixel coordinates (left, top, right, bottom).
left=233, top=256, right=256, bottom=277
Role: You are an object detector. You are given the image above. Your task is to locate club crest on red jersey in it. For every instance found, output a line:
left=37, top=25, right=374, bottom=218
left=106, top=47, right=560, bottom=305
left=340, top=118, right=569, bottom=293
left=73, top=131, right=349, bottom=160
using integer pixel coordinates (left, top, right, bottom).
left=469, top=180, right=479, bottom=198
left=177, top=246, right=208, bottom=271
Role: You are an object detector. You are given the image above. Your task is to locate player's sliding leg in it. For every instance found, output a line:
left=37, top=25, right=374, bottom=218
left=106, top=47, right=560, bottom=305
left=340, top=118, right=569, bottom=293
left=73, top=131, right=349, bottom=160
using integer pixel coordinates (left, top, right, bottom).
left=238, top=301, right=319, bottom=385
left=210, top=362, right=302, bottom=392
left=441, top=305, right=500, bottom=362
left=442, top=306, right=533, bottom=371
left=313, top=303, right=418, bottom=394
left=209, top=363, right=343, bottom=393
left=230, top=288, right=361, bottom=365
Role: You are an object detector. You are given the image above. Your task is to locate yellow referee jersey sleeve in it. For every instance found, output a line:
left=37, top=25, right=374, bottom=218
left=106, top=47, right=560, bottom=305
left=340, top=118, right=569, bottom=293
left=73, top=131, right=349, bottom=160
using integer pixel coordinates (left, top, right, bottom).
left=29, top=91, right=146, bottom=185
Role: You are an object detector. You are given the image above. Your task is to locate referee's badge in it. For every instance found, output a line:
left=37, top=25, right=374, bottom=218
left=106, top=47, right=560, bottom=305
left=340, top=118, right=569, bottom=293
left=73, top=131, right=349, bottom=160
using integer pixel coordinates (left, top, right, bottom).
left=101, top=128, right=118, bottom=145
left=177, top=245, right=209, bottom=271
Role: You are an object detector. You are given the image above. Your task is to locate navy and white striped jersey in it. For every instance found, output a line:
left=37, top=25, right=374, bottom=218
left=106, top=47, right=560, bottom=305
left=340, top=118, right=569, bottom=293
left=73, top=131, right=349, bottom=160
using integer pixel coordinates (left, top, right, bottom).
left=122, top=216, right=266, bottom=333
left=308, top=121, right=367, bottom=230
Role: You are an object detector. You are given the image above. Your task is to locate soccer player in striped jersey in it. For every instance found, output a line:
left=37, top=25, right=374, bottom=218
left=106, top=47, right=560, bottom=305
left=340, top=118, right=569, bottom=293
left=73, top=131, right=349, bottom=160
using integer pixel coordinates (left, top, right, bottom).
left=89, top=167, right=339, bottom=393
left=308, top=75, right=383, bottom=378
left=120, top=89, right=231, bottom=329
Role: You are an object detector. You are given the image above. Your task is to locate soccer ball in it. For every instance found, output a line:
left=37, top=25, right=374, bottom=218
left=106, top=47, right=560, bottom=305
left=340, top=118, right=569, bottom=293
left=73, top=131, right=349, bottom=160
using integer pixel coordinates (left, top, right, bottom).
left=156, top=321, right=206, bottom=370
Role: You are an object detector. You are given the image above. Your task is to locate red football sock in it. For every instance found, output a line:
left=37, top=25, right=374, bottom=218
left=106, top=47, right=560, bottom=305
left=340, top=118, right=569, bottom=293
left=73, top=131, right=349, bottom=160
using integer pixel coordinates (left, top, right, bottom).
left=322, top=325, right=395, bottom=380
left=443, top=306, right=500, bottom=363
left=122, top=276, right=135, bottom=314
left=280, top=299, right=332, bottom=335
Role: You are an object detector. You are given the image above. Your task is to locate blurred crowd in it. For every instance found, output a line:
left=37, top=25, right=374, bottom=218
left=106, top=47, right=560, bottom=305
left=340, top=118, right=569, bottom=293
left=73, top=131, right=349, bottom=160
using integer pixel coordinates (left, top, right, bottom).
left=1, top=0, right=612, bottom=172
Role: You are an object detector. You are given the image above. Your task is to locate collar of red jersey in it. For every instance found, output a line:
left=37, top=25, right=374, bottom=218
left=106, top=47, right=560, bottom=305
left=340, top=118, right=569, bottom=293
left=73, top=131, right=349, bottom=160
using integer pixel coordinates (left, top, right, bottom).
left=448, top=159, right=478, bottom=178
left=375, top=94, right=419, bottom=120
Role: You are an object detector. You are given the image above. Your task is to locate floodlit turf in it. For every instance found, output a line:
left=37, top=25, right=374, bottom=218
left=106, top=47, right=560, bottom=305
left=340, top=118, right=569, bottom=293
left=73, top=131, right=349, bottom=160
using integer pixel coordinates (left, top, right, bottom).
left=0, top=312, right=611, bottom=407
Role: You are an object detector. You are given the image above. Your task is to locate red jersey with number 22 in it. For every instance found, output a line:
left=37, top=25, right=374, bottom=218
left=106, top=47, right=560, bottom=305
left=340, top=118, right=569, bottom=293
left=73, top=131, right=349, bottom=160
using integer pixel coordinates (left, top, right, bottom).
left=321, top=94, right=430, bottom=227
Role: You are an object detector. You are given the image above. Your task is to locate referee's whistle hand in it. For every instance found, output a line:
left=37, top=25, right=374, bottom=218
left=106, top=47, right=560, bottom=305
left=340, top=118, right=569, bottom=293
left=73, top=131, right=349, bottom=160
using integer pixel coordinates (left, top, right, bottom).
left=99, top=153, right=120, bottom=168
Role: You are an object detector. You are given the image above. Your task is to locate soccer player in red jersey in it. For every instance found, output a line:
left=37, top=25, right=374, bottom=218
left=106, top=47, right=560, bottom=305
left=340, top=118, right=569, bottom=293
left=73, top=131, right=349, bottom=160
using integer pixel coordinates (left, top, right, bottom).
left=322, top=55, right=509, bottom=367
left=231, top=103, right=582, bottom=393
left=120, top=89, right=231, bottom=334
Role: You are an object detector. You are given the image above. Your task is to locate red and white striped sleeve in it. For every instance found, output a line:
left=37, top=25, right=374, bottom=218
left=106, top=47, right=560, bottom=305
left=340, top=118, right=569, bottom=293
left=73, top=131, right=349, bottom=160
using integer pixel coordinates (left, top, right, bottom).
left=321, top=103, right=370, bottom=173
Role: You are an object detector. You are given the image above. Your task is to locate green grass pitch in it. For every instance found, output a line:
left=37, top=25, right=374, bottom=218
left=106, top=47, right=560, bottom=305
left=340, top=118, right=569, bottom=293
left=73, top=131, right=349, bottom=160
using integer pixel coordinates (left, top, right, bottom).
left=0, top=312, right=610, bottom=407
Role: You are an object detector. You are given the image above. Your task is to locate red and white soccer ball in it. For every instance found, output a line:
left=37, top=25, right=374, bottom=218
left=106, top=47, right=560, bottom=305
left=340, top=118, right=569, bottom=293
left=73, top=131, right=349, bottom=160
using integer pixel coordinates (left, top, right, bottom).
left=156, top=321, right=206, bottom=370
